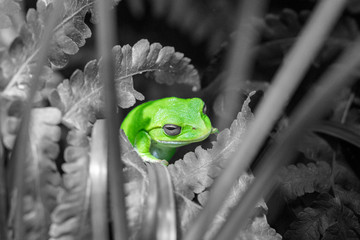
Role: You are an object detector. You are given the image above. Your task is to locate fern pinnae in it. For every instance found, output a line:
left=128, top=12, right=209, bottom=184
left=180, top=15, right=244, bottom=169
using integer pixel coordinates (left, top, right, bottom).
left=168, top=92, right=255, bottom=200
left=49, top=129, right=91, bottom=240
left=50, top=39, right=200, bottom=131
left=278, top=161, right=332, bottom=200
left=11, top=107, right=63, bottom=240
left=1, top=0, right=118, bottom=99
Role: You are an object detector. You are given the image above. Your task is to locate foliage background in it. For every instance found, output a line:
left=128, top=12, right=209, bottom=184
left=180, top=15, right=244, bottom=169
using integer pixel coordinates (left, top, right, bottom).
left=1, top=0, right=360, bottom=239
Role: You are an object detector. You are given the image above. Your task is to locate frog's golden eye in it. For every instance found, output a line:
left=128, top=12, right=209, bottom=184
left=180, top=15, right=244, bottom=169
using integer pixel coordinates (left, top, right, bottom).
left=203, top=104, right=207, bottom=114
left=163, top=124, right=181, bottom=136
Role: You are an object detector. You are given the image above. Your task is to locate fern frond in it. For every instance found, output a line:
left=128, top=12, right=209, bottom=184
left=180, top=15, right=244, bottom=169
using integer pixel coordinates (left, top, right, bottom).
left=7, top=107, right=62, bottom=240
left=168, top=92, right=254, bottom=200
left=0, top=0, right=119, bottom=100
left=50, top=39, right=200, bottom=131
left=197, top=174, right=267, bottom=218
left=256, top=8, right=359, bottom=74
left=285, top=193, right=360, bottom=240
left=49, top=129, right=91, bottom=240
left=335, top=185, right=360, bottom=215
left=278, top=161, right=332, bottom=200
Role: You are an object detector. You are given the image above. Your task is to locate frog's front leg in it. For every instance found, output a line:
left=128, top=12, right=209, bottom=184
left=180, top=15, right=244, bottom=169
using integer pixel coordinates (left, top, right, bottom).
left=134, top=130, right=169, bottom=166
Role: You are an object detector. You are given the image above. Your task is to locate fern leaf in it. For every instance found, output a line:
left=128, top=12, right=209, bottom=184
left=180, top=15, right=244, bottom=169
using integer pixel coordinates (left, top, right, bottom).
left=168, top=92, right=254, bottom=200
left=49, top=39, right=200, bottom=131
left=176, top=190, right=280, bottom=240
left=278, top=161, right=332, bottom=200
left=256, top=9, right=359, bottom=73
left=285, top=193, right=360, bottom=240
left=0, top=0, right=119, bottom=100
left=0, top=96, right=22, bottom=149
left=232, top=215, right=282, bottom=240
left=8, top=107, right=62, bottom=240
left=119, top=131, right=149, bottom=237
left=198, top=173, right=267, bottom=218
left=0, top=0, right=21, bottom=29
left=347, top=0, right=360, bottom=13
left=49, top=129, right=91, bottom=240
left=335, top=185, right=360, bottom=215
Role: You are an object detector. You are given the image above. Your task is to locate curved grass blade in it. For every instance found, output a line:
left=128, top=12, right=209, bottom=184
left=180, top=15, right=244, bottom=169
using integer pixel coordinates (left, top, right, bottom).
left=213, top=32, right=360, bottom=240
left=153, top=164, right=177, bottom=240
left=313, top=120, right=360, bottom=149
left=138, top=164, right=158, bottom=240
left=185, top=1, right=348, bottom=239
left=7, top=2, right=64, bottom=240
left=89, top=120, right=109, bottom=240
left=139, top=163, right=177, bottom=240
left=95, top=1, right=128, bottom=239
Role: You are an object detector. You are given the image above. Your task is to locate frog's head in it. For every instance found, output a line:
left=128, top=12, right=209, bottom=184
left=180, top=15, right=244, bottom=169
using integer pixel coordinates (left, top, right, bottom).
left=148, top=97, right=218, bottom=147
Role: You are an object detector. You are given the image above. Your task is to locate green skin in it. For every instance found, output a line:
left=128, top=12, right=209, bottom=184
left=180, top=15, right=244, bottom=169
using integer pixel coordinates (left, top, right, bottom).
left=121, top=97, right=218, bottom=165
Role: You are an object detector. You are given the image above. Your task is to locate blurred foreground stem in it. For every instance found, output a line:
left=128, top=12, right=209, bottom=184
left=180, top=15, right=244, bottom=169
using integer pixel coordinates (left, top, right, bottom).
left=95, top=0, right=129, bottom=239
left=185, top=0, right=347, bottom=239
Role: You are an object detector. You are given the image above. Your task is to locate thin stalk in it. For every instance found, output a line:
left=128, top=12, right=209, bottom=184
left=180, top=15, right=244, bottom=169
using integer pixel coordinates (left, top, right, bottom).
left=95, top=1, right=129, bottom=239
left=214, top=36, right=360, bottom=240
left=9, top=2, right=63, bottom=240
left=90, top=120, right=109, bottom=240
left=216, top=0, right=268, bottom=130
left=185, top=1, right=347, bottom=239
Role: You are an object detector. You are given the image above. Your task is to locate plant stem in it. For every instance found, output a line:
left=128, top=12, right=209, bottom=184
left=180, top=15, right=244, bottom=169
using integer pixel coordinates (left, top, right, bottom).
left=95, top=1, right=129, bottom=239
left=216, top=0, right=267, bottom=130
left=185, top=0, right=347, bottom=239
left=90, top=120, right=110, bottom=240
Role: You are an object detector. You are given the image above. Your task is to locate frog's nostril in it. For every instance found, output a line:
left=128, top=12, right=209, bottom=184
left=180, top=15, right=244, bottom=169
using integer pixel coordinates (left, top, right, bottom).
left=192, top=127, right=196, bottom=130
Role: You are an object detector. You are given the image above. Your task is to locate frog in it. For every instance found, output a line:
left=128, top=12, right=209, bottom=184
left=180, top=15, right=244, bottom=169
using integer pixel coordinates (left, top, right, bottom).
left=121, top=97, right=218, bottom=166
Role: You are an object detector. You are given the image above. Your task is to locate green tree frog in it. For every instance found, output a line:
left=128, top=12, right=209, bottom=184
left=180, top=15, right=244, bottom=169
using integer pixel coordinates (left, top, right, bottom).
left=121, top=97, right=218, bottom=165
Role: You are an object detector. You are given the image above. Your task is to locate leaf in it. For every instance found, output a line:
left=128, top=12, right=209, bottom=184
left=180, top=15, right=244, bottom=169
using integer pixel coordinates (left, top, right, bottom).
left=49, top=39, right=201, bottom=131
left=0, top=0, right=120, bottom=100
left=198, top=173, right=267, bottom=219
left=176, top=189, right=279, bottom=240
left=278, top=161, right=332, bottom=200
left=285, top=193, right=360, bottom=240
left=0, top=0, right=21, bottom=29
left=255, top=9, right=359, bottom=73
left=174, top=192, right=228, bottom=240
left=333, top=161, right=360, bottom=192
left=8, top=107, right=62, bottom=240
left=296, top=132, right=334, bottom=162
left=236, top=215, right=282, bottom=240
left=120, top=131, right=148, bottom=238
left=284, top=207, right=322, bottom=240
left=334, top=185, right=360, bottom=216
left=168, top=92, right=254, bottom=200
left=49, top=129, right=91, bottom=240
left=313, top=120, right=360, bottom=149
left=0, top=95, right=23, bottom=149
left=125, top=0, right=237, bottom=54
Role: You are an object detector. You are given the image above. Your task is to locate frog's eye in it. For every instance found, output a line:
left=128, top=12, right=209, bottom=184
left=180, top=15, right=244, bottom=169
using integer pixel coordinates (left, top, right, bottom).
left=163, top=124, right=181, bottom=136
left=203, top=104, right=207, bottom=114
